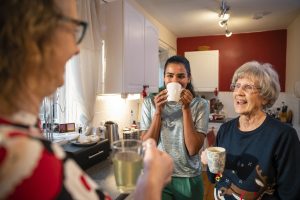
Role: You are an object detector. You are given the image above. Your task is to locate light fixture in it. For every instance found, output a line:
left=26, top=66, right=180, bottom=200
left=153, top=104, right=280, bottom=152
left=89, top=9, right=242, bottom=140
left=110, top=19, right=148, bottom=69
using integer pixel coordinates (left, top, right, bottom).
left=219, top=20, right=227, bottom=27
left=219, top=0, right=230, bottom=19
left=220, top=13, right=230, bottom=22
left=225, top=24, right=232, bottom=37
left=218, top=0, right=232, bottom=37
left=225, top=29, right=232, bottom=37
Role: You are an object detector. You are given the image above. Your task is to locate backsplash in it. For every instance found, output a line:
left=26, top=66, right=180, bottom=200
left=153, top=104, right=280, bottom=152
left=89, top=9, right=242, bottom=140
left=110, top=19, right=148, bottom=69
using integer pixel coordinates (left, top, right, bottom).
left=93, top=95, right=141, bottom=136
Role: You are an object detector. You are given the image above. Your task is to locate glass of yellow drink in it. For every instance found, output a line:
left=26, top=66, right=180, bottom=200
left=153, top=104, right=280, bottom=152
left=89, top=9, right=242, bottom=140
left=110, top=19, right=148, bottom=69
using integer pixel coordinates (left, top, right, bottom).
left=111, top=139, right=143, bottom=193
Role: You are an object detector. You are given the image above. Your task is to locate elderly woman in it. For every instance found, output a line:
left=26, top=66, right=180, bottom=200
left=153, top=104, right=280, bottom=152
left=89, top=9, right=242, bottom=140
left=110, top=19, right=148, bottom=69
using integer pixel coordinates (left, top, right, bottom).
left=0, top=0, right=172, bottom=199
left=201, top=61, right=300, bottom=200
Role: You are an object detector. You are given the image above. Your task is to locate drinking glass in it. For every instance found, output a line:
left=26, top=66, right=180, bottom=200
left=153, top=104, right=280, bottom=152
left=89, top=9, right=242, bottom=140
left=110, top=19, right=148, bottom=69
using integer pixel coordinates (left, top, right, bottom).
left=111, top=139, right=143, bottom=193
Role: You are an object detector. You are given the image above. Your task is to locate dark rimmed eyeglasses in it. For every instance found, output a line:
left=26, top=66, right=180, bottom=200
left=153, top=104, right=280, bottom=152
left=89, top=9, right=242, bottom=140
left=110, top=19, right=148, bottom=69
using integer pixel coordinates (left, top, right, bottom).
left=230, top=83, right=261, bottom=94
left=58, top=15, right=88, bottom=44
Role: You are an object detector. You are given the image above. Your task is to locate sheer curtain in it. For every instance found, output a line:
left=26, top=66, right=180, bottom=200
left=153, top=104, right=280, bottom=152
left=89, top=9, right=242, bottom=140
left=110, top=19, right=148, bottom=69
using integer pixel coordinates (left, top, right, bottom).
left=64, top=0, right=104, bottom=127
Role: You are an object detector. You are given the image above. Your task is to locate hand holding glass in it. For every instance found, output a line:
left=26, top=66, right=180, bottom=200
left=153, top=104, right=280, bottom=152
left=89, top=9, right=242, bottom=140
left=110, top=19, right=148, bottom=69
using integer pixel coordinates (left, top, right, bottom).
left=112, top=139, right=143, bottom=193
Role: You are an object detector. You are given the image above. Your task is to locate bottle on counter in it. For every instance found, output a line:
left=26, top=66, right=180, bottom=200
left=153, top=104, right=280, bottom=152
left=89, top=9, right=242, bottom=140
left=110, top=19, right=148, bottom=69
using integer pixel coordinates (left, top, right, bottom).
left=279, top=101, right=288, bottom=123
left=275, top=107, right=281, bottom=120
left=131, top=120, right=138, bottom=129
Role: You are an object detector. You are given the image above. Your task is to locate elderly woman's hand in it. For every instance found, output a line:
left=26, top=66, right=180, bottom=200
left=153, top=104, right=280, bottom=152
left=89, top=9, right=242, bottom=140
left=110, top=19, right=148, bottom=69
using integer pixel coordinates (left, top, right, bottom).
left=180, top=89, right=193, bottom=109
left=154, top=89, right=168, bottom=114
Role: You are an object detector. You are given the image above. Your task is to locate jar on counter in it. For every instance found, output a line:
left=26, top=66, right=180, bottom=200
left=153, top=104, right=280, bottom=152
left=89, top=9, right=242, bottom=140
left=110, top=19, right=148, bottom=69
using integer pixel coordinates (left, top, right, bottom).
left=123, top=128, right=140, bottom=140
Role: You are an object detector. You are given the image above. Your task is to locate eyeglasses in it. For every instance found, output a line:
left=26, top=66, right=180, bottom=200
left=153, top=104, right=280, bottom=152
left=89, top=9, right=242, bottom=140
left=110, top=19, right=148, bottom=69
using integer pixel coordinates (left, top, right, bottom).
left=230, top=83, right=261, bottom=93
left=58, top=15, right=88, bottom=44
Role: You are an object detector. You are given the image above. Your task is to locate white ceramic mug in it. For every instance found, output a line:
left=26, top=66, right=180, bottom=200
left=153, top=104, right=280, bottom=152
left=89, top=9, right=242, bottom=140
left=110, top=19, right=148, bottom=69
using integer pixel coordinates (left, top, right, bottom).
left=206, top=146, right=226, bottom=174
left=166, top=82, right=182, bottom=102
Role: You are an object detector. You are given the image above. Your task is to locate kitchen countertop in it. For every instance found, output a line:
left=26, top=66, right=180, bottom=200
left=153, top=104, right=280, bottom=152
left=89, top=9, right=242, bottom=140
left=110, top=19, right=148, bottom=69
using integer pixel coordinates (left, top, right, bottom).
left=209, top=117, right=233, bottom=123
left=209, top=119, right=226, bottom=123
left=85, top=154, right=134, bottom=200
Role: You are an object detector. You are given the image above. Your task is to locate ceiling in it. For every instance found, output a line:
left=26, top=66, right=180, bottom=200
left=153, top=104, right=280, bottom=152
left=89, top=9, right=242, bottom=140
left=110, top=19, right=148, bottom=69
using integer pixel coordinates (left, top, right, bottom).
left=135, top=0, right=300, bottom=37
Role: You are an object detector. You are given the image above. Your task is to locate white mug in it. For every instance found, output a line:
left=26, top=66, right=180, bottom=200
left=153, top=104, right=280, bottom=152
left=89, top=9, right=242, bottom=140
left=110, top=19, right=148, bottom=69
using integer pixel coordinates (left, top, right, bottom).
left=166, top=82, right=182, bottom=102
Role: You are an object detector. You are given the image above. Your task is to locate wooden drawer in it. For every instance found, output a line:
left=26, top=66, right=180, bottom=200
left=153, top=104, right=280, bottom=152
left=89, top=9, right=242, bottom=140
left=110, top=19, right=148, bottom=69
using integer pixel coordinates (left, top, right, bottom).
left=62, top=139, right=110, bottom=169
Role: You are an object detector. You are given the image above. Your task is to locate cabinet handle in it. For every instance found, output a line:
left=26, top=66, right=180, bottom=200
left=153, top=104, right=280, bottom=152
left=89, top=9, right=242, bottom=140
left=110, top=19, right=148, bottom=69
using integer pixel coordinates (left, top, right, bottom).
left=88, top=150, right=104, bottom=159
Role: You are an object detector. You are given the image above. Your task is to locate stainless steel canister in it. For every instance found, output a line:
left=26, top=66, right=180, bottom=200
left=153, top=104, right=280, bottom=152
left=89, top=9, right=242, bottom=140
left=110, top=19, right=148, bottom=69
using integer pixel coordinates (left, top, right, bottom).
left=123, top=129, right=140, bottom=140
left=104, top=121, right=119, bottom=145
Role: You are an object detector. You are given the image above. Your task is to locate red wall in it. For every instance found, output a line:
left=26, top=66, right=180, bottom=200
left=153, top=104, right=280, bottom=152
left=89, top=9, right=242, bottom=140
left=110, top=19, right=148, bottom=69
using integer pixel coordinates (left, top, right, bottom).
left=177, top=30, right=287, bottom=91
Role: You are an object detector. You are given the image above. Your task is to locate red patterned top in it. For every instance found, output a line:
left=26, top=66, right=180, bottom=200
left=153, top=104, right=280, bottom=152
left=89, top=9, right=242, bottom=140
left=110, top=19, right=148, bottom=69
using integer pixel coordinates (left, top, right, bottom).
left=0, top=112, right=112, bottom=200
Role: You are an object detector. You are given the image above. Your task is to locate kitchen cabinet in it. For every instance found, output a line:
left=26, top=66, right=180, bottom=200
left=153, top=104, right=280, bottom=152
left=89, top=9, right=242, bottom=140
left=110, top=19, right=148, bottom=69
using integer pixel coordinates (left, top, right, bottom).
left=144, top=19, right=159, bottom=93
left=62, top=139, right=110, bottom=170
left=184, top=50, right=219, bottom=92
left=104, top=0, right=159, bottom=94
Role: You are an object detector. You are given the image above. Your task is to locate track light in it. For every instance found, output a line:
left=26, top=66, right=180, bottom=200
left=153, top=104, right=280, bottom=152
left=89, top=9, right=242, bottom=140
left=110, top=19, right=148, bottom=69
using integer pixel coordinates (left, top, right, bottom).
left=219, top=13, right=230, bottom=21
left=225, top=24, right=232, bottom=37
left=219, top=20, right=227, bottom=27
left=219, top=0, right=230, bottom=19
left=218, top=0, right=232, bottom=37
left=225, top=29, right=232, bottom=37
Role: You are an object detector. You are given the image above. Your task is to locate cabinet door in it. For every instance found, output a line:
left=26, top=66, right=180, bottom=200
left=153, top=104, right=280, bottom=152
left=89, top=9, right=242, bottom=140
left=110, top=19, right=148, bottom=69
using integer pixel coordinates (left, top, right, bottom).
left=144, top=19, right=159, bottom=93
left=185, top=50, right=219, bottom=92
left=123, top=0, right=145, bottom=93
left=104, top=0, right=123, bottom=93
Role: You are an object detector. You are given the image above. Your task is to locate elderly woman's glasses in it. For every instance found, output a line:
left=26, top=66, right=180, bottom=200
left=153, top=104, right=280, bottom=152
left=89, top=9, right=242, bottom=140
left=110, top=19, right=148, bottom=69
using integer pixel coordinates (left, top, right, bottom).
left=58, top=15, right=88, bottom=44
left=230, top=83, right=261, bottom=93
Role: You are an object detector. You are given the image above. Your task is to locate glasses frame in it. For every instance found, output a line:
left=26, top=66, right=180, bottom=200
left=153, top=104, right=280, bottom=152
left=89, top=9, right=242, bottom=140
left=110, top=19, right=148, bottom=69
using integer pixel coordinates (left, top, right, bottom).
left=230, top=83, right=261, bottom=94
left=58, top=15, right=88, bottom=44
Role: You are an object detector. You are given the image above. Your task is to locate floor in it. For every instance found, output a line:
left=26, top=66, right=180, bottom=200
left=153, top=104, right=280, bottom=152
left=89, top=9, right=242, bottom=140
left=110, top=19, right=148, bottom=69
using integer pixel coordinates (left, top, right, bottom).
left=202, top=172, right=215, bottom=200
left=86, top=156, right=124, bottom=200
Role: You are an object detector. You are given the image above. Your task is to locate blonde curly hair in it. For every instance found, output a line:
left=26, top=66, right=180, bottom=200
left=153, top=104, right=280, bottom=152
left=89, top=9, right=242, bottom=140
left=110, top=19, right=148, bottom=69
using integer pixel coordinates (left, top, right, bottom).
left=0, top=0, right=63, bottom=112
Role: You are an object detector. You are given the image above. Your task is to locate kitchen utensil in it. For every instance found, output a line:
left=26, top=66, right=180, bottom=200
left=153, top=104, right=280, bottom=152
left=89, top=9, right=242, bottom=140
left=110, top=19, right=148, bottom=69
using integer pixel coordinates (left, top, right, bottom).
left=104, top=121, right=120, bottom=145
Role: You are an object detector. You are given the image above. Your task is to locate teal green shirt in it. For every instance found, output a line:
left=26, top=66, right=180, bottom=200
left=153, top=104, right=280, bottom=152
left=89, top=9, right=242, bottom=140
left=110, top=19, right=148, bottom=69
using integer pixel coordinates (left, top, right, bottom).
left=140, top=96, right=209, bottom=177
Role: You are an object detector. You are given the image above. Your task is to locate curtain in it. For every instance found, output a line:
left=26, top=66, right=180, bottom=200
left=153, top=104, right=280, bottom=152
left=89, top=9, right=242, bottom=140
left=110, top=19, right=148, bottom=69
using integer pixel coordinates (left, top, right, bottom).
left=65, top=0, right=104, bottom=127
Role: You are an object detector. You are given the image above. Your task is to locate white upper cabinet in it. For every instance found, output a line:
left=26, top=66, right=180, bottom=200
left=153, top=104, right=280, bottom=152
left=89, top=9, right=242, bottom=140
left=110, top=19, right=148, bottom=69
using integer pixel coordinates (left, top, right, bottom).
left=185, top=50, right=219, bottom=92
left=144, top=19, right=159, bottom=93
left=104, top=0, right=159, bottom=94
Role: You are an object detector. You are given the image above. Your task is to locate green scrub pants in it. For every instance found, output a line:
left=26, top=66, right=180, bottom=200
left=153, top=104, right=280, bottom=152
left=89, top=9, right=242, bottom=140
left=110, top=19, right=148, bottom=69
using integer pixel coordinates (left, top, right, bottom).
left=162, top=175, right=204, bottom=200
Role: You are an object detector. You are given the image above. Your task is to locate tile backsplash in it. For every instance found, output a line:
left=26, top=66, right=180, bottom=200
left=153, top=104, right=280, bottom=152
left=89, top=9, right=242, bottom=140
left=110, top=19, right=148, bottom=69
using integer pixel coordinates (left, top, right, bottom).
left=93, top=95, right=141, bottom=136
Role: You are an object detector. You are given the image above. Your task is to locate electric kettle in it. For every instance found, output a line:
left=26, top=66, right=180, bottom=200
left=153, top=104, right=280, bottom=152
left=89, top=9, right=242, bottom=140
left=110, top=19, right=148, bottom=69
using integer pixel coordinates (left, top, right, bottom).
left=104, top=121, right=119, bottom=145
